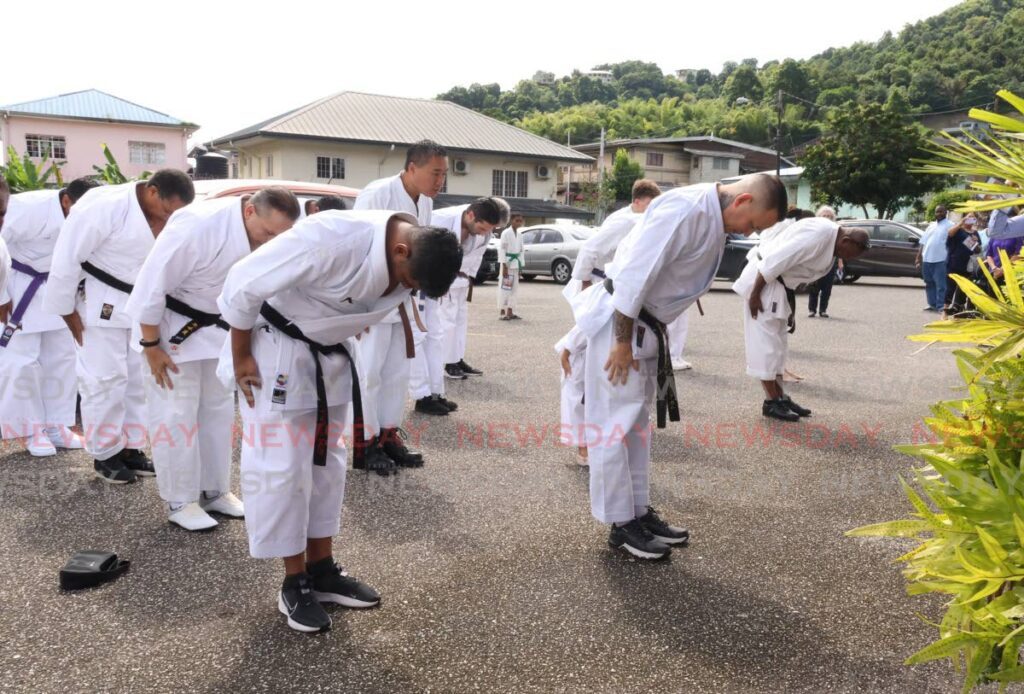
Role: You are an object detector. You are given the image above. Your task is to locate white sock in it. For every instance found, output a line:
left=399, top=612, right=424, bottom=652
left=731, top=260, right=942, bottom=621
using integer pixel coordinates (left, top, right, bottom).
left=167, top=501, right=188, bottom=513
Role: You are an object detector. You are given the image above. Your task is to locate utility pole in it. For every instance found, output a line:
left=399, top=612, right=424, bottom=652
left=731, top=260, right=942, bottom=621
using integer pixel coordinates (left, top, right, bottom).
left=775, top=89, right=783, bottom=176
left=566, top=130, right=572, bottom=206
left=597, top=127, right=606, bottom=224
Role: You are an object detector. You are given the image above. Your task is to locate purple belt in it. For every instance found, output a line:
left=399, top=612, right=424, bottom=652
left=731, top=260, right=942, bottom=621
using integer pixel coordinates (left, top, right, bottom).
left=0, top=259, right=48, bottom=347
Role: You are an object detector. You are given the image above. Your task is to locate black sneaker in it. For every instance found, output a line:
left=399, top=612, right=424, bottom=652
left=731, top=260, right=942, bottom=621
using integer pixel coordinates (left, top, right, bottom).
left=414, top=395, right=449, bottom=416
left=808, top=312, right=816, bottom=318
left=436, top=394, right=458, bottom=412
left=121, top=448, right=155, bottom=477
left=361, top=438, right=397, bottom=476
left=94, top=455, right=137, bottom=484
left=819, top=312, right=830, bottom=318
left=457, top=359, right=483, bottom=377
left=638, top=507, right=690, bottom=546
left=781, top=395, right=812, bottom=417
left=307, top=557, right=381, bottom=609
left=380, top=428, right=424, bottom=468
left=608, top=519, right=672, bottom=560
left=444, top=363, right=468, bottom=380
left=278, top=573, right=331, bottom=633
left=762, top=398, right=799, bottom=422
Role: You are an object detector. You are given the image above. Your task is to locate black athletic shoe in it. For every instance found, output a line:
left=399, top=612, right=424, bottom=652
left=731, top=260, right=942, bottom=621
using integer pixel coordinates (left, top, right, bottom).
left=763, top=398, right=800, bottom=422
left=278, top=573, right=331, bottom=633
left=121, top=448, right=155, bottom=477
left=638, top=507, right=690, bottom=546
left=457, top=359, right=483, bottom=377
left=436, top=394, right=458, bottom=412
left=362, top=438, right=397, bottom=476
left=608, top=519, right=671, bottom=560
left=94, top=455, right=136, bottom=484
left=819, top=312, right=830, bottom=318
left=307, top=557, right=381, bottom=609
left=444, top=363, right=468, bottom=380
left=414, top=395, right=449, bottom=416
left=781, top=395, right=812, bottom=417
left=380, top=428, right=424, bottom=468
left=808, top=312, right=817, bottom=318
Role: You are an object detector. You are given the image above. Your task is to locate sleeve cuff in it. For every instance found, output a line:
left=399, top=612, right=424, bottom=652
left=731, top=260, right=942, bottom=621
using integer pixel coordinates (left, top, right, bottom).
left=218, top=299, right=258, bottom=331
left=610, top=287, right=642, bottom=320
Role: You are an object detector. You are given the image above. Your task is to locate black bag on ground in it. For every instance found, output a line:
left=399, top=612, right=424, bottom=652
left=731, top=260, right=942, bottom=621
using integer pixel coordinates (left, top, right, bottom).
left=59, top=550, right=130, bottom=590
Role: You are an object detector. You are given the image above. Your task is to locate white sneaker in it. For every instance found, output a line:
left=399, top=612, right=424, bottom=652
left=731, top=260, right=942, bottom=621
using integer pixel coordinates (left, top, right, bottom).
left=200, top=491, right=245, bottom=518
left=168, top=502, right=219, bottom=531
left=672, top=358, right=692, bottom=371
left=47, top=426, right=85, bottom=450
left=27, top=438, right=57, bottom=457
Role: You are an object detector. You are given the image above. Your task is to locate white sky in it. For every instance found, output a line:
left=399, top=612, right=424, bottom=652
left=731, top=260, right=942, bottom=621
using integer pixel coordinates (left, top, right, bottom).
left=1, top=0, right=962, bottom=145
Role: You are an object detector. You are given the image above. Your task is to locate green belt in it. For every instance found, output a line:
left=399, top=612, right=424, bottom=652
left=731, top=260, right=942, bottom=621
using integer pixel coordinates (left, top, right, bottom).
left=505, top=252, right=524, bottom=271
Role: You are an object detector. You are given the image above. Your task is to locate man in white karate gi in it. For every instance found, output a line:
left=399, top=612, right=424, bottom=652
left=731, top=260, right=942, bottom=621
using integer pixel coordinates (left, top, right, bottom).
left=0, top=178, right=99, bottom=456
left=498, top=213, right=525, bottom=320
left=573, top=174, right=787, bottom=560
left=432, top=197, right=509, bottom=380
left=218, top=209, right=461, bottom=633
left=125, top=187, right=300, bottom=530
left=43, top=170, right=195, bottom=483
left=734, top=216, right=869, bottom=421
left=354, top=140, right=448, bottom=473
left=0, top=179, right=9, bottom=305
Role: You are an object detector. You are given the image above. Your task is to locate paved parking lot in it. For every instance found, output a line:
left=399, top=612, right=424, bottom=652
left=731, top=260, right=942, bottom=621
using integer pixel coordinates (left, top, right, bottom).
left=0, top=276, right=967, bottom=693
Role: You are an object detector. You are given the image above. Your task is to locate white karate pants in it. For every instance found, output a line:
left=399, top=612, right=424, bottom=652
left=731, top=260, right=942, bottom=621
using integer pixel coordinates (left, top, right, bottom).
left=440, top=284, right=470, bottom=364
left=0, top=328, right=77, bottom=439
left=77, top=326, right=148, bottom=460
left=361, top=322, right=410, bottom=440
left=498, top=268, right=520, bottom=310
left=743, top=307, right=788, bottom=381
left=144, top=358, right=233, bottom=504
left=667, top=309, right=689, bottom=361
left=559, top=346, right=588, bottom=448
left=409, top=296, right=445, bottom=399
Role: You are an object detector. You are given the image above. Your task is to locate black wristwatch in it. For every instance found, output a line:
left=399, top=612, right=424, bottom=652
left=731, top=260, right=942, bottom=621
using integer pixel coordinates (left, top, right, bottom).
left=139, top=337, right=161, bottom=348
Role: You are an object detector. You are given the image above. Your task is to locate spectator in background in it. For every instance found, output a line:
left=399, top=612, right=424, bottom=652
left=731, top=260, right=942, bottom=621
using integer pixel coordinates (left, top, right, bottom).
left=808, top=205, right=842, bottom=318
left=944, top=213, right=983, bottom=316
left=304, top=199, right=319, bottom=216
left=915, top=205, right=952, bottom=312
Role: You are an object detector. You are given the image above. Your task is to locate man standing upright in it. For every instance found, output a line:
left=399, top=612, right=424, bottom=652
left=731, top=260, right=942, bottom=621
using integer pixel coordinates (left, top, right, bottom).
left=43, top=170, right=195, bottom=483
left=498, top=213, right=525, bottom=320
left=916, top=205, right=952, bottom=312
left=0, top=179, right=99, bottom=456
left=574, top=174, right=787, bottom=560
left=354, top=140, right=448, bottom=472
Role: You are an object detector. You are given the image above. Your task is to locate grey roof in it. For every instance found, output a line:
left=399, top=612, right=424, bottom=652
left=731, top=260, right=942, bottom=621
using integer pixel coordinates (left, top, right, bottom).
left=575, top=135, right=787, bottom=158
left=0, top=89, right=194, bottom=128
left=209, top=92, right=592, bottom=163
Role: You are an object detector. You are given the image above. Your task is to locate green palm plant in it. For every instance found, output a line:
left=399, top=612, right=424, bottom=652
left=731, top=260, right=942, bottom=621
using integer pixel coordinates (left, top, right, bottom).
left=0, top=145, right=64, bottom=192
left=92, top=143, right=151, bottom=184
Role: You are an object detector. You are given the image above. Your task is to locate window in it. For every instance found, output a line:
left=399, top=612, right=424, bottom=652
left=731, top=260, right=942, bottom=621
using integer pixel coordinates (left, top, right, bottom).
left=712, top=157, right=731, bottom=170
left=491, top=170, right=528, bottom=198
left=129, top=141, right=165, bottom=165
left=266, top=155, right=274, bottom=177
left=537, top=230, right=564, bottom=244
left=316, top=156, right=344, bottom=179
left=25, top=134, right=66, bottom=159
left=520, top=230, right=539, bottom=245
left=646, top=152, right=664, bottom=167
left=230, top=162, right=239, bottom=179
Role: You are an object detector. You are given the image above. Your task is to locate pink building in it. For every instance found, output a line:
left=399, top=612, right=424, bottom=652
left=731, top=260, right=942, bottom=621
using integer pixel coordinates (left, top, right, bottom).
left=1, top=89, right=196, bottom=180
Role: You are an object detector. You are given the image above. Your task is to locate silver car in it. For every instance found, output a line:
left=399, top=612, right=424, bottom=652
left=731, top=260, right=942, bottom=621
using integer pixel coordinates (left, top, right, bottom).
left=488, top=224, right=596, bottom=285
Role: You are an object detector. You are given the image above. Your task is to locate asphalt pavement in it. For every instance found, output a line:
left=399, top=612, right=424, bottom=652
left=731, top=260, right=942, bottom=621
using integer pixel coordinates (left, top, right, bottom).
left=0, top=276, right=973, bottom=693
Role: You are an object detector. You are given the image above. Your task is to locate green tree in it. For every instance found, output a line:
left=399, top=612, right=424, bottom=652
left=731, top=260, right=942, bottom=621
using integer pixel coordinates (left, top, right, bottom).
left=722, top=65, right=764, bottom=103
left=801, top=101, right=947, bottom=218
left=0, top=146, right=64, bottom=192
left=605, top=148, right=644, bottom=201
left=764, top=59, right=816, bottom=104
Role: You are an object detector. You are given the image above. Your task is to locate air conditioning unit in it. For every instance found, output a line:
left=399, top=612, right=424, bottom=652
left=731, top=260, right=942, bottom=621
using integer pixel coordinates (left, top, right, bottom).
left=536, top=164, right=551, bottom=179
left=452, top=158, right=470, bottom=175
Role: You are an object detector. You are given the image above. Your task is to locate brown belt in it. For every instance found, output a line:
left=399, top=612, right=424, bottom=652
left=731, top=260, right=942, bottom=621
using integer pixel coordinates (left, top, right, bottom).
left=397, top=303, right=416, bottom=358
left=458, top=272, right=473, bottom=301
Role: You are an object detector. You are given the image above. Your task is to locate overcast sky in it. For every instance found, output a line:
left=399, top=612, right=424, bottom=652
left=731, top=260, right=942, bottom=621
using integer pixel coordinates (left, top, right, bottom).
left=2, top=0, right=962, bottom=144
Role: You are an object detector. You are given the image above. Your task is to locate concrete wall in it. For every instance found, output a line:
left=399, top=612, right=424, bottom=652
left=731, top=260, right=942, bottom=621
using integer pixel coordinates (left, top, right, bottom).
left=1, top=115, right=190, bottom=180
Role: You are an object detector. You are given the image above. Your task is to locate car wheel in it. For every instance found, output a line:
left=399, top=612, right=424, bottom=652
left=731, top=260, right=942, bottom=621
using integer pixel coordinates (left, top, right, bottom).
left=552, top=260, right=572, bottom=285
left=841, top=274, right=860, bottom=284
left=521, top=274, right=536, bottom=281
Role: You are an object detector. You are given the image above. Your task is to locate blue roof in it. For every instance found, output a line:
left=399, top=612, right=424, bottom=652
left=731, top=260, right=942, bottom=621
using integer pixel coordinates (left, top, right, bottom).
left=0, top=89, right=193, bottom=128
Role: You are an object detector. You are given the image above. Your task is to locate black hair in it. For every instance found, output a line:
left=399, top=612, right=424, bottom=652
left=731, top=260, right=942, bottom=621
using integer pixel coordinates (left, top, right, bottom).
left=408, top=226, right=462, bottom=299
left=467, top=197, right=503, bottom=225
left=146, top=169, right=195, bottom=204
left=785, top=207, right=814, bottom=220
left=251, top=186, right=300, bottom=221
left=752, top=173, right=788, bottom=222
left=404, top=140, right=448, bottom=170
left=316, top=195, right=347, bottom=212
left=61, top=177, right=101, bottom=204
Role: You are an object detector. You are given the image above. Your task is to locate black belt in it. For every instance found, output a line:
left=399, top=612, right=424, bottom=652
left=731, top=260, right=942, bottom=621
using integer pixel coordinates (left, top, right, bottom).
left=258, top=302, right=364, bottom=469
left=83, top=261, right=229, bottom=344
left=603, top=279, right=680, bottom=429
left=591, top=268, right=606, bottom=280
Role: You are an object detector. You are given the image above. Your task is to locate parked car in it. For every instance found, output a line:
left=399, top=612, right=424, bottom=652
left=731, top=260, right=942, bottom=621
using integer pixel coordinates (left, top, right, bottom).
left=716, top=233, right=759, bottom=281
left=191, top=179, right=361, bottom=211
left=477, top=224, right=597, bottom=285
left=838, top=219, right=923, bottom=282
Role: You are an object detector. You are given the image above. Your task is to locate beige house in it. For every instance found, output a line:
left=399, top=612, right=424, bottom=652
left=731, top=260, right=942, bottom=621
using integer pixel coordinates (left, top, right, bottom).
left=563, top=136, right=793, bottom=198
left=207, top=92, right=594, bottom=222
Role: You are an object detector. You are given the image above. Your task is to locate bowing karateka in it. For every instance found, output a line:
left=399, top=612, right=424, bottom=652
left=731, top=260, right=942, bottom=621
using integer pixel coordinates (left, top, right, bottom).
left=0, top=180, right=9, bottom=302
left=0, top=179, right=99, bottom=456
left=124, top=187, right=300, bottom=530
left=498, top=213, right=525, bottom=320
left=354, top=140, right=448, bottom=472
left=432, top=197, right=508, bottom=380
left=573, top=174, right=787, bottom=560
left=733, top=216, right=869, bottom=421
left=42, top=170, right=195, bottom=484
left=571, top=179, right=661, bottom=290
left=556, top=325, right=590, bottom=466
left=217, top=209, right=461, bottom=633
